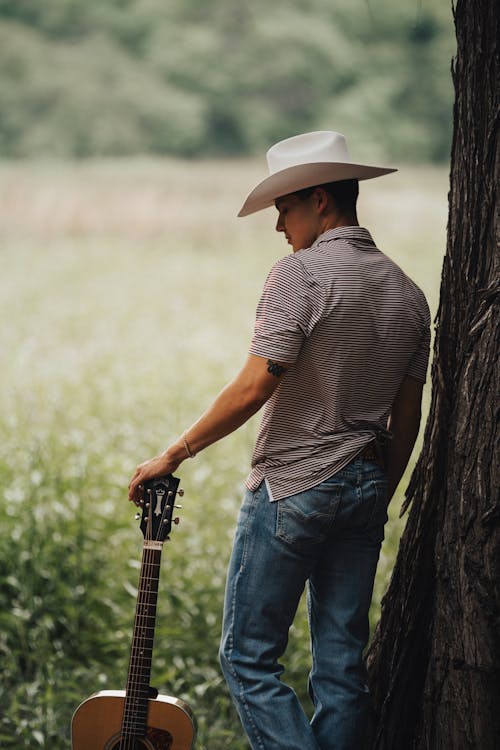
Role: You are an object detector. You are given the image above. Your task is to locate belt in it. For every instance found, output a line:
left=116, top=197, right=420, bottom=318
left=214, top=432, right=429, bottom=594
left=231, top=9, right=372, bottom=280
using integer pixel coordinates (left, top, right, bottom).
left=358, top=441, right=385, bottom=469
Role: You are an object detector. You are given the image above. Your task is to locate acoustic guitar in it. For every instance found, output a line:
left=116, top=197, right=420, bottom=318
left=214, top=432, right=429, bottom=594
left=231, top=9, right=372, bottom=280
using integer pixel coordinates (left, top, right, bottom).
left=71, top=475, right=196, bottom=749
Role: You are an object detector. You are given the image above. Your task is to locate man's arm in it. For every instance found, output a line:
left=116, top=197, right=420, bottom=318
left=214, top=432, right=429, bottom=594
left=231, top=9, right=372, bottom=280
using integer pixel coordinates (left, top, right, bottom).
left=385, top=375, right=424, bottom=502
left=128, top=355, right=288, bottom=504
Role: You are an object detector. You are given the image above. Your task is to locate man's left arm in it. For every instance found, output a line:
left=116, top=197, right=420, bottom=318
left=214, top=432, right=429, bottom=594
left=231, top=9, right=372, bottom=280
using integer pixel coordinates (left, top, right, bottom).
left=385, top=375, right=424, bottom=503
left=128, top=355, right=288, bottom=504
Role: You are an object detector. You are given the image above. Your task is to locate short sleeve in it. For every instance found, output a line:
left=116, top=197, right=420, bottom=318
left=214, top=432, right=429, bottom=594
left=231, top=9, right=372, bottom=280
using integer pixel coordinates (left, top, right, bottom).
left=249, top=254, right=322, bottom=363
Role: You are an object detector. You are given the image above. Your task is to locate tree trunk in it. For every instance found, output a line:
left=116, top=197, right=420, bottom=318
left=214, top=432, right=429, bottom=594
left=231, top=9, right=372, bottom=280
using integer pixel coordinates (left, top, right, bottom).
left=366, top=1, right=499, bottom=748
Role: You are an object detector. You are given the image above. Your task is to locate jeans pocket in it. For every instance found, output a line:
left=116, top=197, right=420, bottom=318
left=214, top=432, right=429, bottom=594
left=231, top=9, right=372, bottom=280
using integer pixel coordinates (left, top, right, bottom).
left=276, top=485, right=342, bottom=552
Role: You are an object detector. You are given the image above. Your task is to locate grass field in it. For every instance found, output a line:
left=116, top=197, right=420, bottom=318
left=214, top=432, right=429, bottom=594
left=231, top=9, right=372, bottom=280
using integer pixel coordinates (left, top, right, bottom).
left=0, top=158, right=448, bottom=748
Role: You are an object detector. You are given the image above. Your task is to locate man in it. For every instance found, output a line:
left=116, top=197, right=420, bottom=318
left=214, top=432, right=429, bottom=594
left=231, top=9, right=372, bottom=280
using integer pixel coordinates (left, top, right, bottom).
left=129, top=131, right=431, bottom=749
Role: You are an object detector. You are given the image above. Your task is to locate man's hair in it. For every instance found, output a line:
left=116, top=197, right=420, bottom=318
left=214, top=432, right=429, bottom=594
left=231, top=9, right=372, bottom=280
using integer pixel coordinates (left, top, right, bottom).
left=294, top=179, right=359, bottom=215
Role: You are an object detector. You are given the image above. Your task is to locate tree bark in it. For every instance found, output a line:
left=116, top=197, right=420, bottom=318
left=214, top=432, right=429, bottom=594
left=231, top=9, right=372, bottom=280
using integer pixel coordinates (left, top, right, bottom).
left=366, top=1, right=499, bottom=748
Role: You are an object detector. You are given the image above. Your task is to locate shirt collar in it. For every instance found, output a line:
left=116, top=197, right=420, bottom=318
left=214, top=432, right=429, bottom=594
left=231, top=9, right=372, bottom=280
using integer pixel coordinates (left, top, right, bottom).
left=313, top=226, right=376, bottom=249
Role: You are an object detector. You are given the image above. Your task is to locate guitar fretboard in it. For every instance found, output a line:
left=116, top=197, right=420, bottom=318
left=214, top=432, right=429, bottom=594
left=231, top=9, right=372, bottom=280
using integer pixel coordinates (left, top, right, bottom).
left=121, top=546, right=162, bottom=737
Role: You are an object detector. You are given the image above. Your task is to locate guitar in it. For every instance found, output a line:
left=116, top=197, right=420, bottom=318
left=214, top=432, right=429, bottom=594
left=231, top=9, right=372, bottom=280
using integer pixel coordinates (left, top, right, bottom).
left=72, top=475, right=196, bottom=750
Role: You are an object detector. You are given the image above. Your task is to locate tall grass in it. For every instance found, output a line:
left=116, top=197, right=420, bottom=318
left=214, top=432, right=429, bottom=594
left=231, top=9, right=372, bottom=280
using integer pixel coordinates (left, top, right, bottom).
left=0, top=158, right=448, bottom=748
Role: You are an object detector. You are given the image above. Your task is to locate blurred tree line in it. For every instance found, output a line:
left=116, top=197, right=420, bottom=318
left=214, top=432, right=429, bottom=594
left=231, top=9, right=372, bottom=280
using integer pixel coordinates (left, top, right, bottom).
left=0, top=0, right=454, bottom=161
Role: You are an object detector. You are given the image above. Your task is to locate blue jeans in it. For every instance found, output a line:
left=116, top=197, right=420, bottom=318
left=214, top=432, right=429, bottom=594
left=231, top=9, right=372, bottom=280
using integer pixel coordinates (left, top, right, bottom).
left=219, top=458, right=388, bottom=750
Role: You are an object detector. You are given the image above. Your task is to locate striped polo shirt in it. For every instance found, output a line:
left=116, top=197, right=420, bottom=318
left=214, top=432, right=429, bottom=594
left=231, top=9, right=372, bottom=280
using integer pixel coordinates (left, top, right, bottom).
left=246, top=226, right=431, bottom=501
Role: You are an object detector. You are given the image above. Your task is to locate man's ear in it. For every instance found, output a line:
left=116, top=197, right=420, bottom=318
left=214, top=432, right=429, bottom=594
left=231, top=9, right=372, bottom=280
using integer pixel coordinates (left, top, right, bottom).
left=312, top=187, right=329, bottom=214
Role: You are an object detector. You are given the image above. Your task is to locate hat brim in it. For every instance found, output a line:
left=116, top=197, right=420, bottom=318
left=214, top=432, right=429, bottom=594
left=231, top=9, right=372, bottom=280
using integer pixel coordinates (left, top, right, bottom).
left=238, top=162, right=397, bottom=217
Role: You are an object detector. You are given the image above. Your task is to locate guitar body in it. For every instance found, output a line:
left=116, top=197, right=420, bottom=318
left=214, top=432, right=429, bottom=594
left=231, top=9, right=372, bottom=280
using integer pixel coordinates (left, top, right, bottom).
left=71, top=690, right=196, bottom=750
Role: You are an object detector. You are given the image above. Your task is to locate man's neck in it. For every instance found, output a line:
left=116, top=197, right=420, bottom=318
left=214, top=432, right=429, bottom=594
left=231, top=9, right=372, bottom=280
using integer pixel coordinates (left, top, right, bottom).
left=322, top=213, right=359, bottom=232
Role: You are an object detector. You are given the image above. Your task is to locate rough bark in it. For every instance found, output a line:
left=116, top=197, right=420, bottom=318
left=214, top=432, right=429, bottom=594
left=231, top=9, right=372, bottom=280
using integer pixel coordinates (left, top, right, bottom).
left=366, top=1, right=499, bottom=748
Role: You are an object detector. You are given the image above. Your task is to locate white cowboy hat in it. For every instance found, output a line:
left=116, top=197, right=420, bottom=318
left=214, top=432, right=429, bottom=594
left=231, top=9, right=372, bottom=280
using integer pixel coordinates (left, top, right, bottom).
left=238, top=130, right=397, bottom=217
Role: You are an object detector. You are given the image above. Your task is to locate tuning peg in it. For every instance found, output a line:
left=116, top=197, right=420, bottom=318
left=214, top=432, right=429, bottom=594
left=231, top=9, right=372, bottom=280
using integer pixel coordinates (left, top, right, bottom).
left=174, top=504, right=183, bottom=509
left=178, top=488, right=185, bottom=497
left=173, top=517, right=180, bottom=525
left=134, top=512, right=141, bottom=521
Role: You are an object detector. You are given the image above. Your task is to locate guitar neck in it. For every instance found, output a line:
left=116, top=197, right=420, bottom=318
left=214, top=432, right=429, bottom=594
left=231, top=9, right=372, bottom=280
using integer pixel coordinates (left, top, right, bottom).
left=122, top=541, right=163, bottom=737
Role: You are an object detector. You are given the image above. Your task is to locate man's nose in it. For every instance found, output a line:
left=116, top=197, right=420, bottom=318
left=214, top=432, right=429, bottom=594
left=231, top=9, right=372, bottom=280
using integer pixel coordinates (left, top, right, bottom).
left=276, top=216, right=284, bottom=232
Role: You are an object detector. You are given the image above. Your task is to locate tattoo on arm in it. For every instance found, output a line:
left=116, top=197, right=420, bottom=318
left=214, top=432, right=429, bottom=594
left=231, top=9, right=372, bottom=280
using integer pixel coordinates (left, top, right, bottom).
left=266, top=359, right=288, bottom=378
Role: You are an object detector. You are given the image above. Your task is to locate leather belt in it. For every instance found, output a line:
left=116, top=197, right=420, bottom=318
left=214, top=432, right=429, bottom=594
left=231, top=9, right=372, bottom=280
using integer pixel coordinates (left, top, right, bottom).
left=358, top=441, right=385, bottom=469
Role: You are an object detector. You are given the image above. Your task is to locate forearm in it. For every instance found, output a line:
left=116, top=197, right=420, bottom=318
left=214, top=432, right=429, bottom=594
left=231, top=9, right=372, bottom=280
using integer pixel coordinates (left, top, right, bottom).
left=169, top=378, right=268, bottom=460
left=384, top=375, right=424, bottom=501
left=128, top=379, right=268, bottom=505
left=128, top=355, right=286, bottom=504
left=385, top=418, right=421, bottom=501
left=165, top=355, right=287, bottom=464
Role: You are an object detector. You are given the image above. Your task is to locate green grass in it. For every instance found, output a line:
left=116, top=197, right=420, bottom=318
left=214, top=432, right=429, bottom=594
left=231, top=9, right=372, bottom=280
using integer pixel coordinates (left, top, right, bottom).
left=0, top=158, right=448, bottom=748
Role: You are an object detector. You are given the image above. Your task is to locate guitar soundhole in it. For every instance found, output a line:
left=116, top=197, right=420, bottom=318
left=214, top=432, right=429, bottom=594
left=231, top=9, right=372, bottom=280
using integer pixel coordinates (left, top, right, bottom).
left=108, top=727, right=173, bottom=750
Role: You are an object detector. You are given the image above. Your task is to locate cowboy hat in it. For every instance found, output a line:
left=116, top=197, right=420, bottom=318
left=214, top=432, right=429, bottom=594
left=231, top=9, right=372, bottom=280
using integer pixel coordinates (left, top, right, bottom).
left=238, top=130, right=397, bottom=217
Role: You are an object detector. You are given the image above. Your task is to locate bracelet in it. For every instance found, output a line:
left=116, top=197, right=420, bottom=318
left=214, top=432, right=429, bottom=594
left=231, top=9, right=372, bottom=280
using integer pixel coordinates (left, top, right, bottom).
left=182, top=432, right=196, bottom=459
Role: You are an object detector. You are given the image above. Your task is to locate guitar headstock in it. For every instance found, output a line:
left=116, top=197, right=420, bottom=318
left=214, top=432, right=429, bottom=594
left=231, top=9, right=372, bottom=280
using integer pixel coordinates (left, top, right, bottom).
left=139, top=474, right=182, bottom=543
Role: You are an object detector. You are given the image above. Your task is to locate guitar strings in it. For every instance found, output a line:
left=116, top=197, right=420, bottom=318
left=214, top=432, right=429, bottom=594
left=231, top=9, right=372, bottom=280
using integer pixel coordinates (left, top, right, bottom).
left=121, top=485, right=173, bottom=750
left=124, top=494, right=154, bottom=750
left=122, top=492, right=154, bottom=750
left=131, top=492, right=157, bottom=749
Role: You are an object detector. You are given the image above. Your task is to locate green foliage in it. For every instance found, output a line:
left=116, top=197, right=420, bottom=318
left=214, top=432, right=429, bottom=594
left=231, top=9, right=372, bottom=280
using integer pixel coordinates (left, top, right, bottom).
left=0, top=0, right=455, bottom=160
left=0, top=431, right=125, bottom=746
left=0, top=159, right=447, bottom=748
